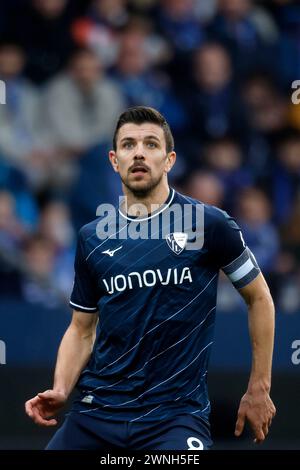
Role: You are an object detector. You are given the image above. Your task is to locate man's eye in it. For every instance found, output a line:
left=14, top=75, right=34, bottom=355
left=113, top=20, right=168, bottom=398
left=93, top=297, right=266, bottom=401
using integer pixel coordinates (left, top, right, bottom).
left=147, top=142, right=157, bottom=148
left=124, top=142, right=134, bottom=149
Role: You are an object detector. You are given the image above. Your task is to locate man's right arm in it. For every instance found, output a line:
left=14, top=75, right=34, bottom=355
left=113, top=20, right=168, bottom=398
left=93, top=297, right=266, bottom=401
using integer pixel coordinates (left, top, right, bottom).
left=53, top=310, right=98, bottom=397
left=25, top=310, right=98, bottom=426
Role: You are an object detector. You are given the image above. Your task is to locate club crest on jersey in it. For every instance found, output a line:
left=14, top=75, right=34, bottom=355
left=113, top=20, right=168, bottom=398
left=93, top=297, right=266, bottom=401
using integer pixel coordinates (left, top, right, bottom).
left=166, top=232, right=188, bottom=255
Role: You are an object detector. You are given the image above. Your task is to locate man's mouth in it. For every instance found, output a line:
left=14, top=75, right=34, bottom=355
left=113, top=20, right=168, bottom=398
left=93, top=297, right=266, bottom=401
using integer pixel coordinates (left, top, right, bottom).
left=131, top=166, right=148, bottom=174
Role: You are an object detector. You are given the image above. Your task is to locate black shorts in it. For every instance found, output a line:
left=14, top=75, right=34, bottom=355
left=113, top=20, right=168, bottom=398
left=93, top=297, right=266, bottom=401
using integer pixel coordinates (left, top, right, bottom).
left=46, top=411, right=213, bottom=450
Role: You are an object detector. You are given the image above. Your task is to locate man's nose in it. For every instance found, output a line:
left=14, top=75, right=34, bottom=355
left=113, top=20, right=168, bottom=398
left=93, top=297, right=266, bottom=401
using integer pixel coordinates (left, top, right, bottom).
left=133, top=142, right=146, bottom=159
left=133, top=152, right=145, bottom=160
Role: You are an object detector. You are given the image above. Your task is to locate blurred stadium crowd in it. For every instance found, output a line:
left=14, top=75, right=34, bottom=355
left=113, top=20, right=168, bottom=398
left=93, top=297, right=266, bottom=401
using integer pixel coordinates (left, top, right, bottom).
left=0, top=0, right=299, bottom=313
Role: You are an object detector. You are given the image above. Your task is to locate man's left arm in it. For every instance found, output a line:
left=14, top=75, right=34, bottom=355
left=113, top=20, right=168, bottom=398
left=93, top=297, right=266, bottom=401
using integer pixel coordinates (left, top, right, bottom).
left=235, top=273, right=276, bottom=443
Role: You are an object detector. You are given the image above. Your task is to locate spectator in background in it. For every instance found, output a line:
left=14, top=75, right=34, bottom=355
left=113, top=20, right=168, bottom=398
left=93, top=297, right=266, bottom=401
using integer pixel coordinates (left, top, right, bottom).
left=71, top=0, right=129, bottom=68
left=243, top=74, right=288, bottom=136
left=111, top=24, right=187, bottom=135
left=182, top=168, right=243, bottom=312
left=276, top=193, right=300, bottom=313
left=3, top=0, right=78, bottom=84
left=43, top=48, right=124, bottom=152
left=202, top=137, right=253, bottom=212
left=68, top=141, right=122, bottom=230
left=271, top=132, right=300, bottom=225
left=0, top=190, right=27, bottom=252
left=21, top=235, right=66, bottom=307
left=130, top=0, right=158, bottom=11
left=0, top=195, right=75, bottom=306
left=0, top=42, right=41, bottom=165
left=0, top=163, right=38, bottom=231
left=184, top=170, right=225, bottom=207
left=281, top=193, right=300, bottom=262
left=273, top=0, right=300, bottom=86
left=235, top=187, right=279, bottom=276
left=37, top=201, right=75, bottom=299
left=193, top=0, right=218, bottom=24
left=0, top=40, right=64, bottom=195
left=18, top=200, right=76, bottom=308
left=0, top=190, right=25, bottom=297
left=72, top=10, right=171, bottom=72
left=154, top=0, right=206, bottom=88
left=183, top=43, right=247, bottom=147
left=38, top=201, right=74, bottom=252
left=155, top=0, right=205, bottom=53
left=120, top=16, right=172, bottom=71
left=208, top=0, right=279, bottom=76
left=241, top=73, right=289, bottom=179
left=88, top=0, right=129, bottom=28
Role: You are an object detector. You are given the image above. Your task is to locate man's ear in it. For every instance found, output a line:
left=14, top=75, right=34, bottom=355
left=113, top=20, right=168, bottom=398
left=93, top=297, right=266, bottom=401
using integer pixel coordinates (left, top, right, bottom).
left=165, top=151, right=176, bottom=173
left=109, top=150, right=119, bottom=173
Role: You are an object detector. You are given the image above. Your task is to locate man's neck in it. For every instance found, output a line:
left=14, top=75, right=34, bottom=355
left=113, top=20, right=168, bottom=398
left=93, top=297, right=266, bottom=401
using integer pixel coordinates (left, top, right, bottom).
left=122, top=183, right=170, bottom=217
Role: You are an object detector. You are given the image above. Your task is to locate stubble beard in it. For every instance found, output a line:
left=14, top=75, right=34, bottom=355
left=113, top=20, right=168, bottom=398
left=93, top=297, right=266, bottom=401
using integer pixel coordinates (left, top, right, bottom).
left=121, top=172, right=164, bottom=199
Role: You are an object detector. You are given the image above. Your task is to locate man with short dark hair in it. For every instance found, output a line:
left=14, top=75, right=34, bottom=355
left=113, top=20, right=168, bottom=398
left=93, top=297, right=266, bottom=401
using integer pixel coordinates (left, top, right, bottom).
left=25, top=106, right=276, bottom=450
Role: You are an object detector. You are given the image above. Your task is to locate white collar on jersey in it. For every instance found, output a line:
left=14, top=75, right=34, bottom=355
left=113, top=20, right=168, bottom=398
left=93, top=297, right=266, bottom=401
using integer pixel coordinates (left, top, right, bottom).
left=118, top=188, right=175, bottom=222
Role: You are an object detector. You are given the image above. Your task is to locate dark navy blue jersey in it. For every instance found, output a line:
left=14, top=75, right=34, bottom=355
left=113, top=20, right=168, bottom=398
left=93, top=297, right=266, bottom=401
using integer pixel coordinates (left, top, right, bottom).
left=69, top=188, right=260, bottom=423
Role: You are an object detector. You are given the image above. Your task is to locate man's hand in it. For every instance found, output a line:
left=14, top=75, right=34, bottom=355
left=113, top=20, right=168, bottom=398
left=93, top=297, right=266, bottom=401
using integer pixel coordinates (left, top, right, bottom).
left=235, top=387, right=276, bottom=443
left=25, top=390, right=67, bottom=427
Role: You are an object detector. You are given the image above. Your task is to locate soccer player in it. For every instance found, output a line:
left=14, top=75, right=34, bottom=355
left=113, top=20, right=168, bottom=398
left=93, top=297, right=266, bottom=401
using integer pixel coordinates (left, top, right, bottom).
left=25, top=106, right=276, bottom=450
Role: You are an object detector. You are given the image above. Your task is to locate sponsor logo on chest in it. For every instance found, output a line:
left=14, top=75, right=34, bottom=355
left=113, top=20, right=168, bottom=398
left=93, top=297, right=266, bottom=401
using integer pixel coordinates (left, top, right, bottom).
left=102, top=266, right=193, bottom=295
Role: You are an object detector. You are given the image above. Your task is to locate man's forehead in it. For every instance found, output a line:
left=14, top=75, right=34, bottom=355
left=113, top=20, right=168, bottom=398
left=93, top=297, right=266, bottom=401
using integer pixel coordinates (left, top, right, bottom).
left=118, top=123, right=164, bottom=140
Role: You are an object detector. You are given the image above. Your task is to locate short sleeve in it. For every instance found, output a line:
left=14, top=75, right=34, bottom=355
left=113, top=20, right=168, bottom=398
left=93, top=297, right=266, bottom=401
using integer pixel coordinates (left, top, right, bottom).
left=210, top=208, right=260, bottom=289
left=69, top=230, right=99, bottom=313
